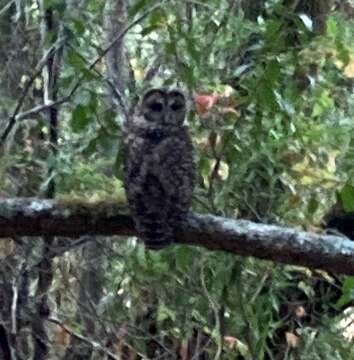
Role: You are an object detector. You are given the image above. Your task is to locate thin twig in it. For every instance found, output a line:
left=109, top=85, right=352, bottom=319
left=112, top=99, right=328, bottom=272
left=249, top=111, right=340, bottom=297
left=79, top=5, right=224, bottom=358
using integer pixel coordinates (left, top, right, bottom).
left=11, top=279, right=18, bottom=335
left=22, top=236, right=92, bottom=279
left=0, top=0, right=15, bottom=17
left=66, top=3, right=161, bottom=110
left=12, top=97, right=69, bottom=122
left=184, top=0, right=215, bottom=9
left=207, top=119, right=239, bottom=212
left=66, top=43, right=128, bottom=118
left=205, top=0, right=238, bottom=51
left=200, top=263, right=222, bottom=360
left=90, top=3, right=162, bottom=72
left=47, top=317, right=121, bottom=360
left=0, top=37, right=65, bottom=144
left=1, top=4, right=161, bottom=144
left=66, top=2, right=163, bottom=103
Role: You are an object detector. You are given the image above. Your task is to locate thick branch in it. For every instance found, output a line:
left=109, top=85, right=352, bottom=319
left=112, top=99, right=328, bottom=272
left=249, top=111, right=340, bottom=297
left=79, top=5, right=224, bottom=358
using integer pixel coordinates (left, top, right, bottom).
left=0, top=198, right=353, bottom=275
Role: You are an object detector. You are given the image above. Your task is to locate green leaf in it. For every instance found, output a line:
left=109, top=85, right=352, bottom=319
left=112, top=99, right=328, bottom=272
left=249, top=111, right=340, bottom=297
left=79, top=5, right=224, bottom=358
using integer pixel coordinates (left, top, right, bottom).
left=149, top=7, right=166, bottom=26
left=264, top=60, right=280, bottom=86
left=113, top=145, right=124, bottom=179
left=141, top=25, right=161, bottom=37
left=312, top=103, right=323, bottom=117
left=43, top=0, right=66, bottom=13
left=307, top=196, right=319, bottom=216
left=128, top=0, right=148, bottom=17
left=257, top=80, right=278, bottom=112
left=82, top=137, right=98, bottom=156
left=265, top=19, right=282, bottom=40
left=103, top=110, right=119, bottom=132
left=335, top=40, right=350, bottom=65
left=338, top=184, right=354, bottom=212
left=176, top=246, right=193, bottom=271
left=337, top=276, right=354, bottom=308
left=81, top=68, right=98, bottom=81
left=326, top=17, right=338, bottom=39
left=198, top=156, right=211, bottom=175
left=70, top=104, right=90, bottom=132
left=298, top=280, right=315, bottom=297
left=165, top=41, right=176, bottom=56
left=72, top=19, right=86, bottom=35
left=157, top=304, right=176, bottom=322
left=66, top=49, right=85, bottom=71
left=185, top=36, right=200, bottom=64
left=88, top=92, right=98, bottom=112
left=181, top=63, right=195, bottom=88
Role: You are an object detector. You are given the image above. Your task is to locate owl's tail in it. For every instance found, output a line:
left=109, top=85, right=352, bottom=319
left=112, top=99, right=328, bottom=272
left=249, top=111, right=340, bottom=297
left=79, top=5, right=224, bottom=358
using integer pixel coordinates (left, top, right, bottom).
left=141, top=232, right=175, bottom=250
left=135, top=220, right=175, bottom=250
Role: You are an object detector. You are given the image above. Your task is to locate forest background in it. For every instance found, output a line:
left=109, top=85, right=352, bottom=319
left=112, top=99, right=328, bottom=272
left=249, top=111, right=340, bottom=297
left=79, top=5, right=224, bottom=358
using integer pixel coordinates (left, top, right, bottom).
left=2, top=0, right=354, bottom=359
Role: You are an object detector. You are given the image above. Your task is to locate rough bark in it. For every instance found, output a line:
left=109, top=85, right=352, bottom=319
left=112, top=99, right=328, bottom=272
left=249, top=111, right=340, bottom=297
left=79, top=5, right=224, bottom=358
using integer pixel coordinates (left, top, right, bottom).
left=103, top=0, right=128, bottom=96
left=0, top=198, right=353, bottom=275
left=31, top=1, right=62, bottom=358
left=283, top=0, right=335, bottom=33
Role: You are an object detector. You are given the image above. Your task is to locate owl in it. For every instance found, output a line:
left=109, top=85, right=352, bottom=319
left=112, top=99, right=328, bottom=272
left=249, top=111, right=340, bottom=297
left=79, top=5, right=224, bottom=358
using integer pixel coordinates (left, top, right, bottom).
left=123, top=88, right=195, bottom=249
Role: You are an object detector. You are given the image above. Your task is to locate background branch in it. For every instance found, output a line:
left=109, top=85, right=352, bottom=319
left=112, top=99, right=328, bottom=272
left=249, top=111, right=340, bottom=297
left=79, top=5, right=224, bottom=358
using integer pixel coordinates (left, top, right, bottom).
left=0, top=38, right=65, bottom=145
left=0, top=3, right=160, bottom=144
left=47, top=317, right=120, bottom=360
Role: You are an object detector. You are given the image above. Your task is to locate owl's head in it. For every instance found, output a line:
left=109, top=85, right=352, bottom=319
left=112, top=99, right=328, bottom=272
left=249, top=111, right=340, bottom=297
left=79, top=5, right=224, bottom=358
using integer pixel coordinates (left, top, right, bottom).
left=140, top=88, right=186, bottom=127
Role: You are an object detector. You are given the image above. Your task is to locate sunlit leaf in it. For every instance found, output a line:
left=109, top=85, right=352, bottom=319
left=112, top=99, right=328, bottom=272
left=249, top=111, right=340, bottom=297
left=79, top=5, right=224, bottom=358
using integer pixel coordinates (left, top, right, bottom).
left=298, top=14, right=313, bottom=32
left=233, top=64, right=252, bottom=78
left=344, top=57, right=354, bottom=78
left=326, top=17, right=338, bottom=38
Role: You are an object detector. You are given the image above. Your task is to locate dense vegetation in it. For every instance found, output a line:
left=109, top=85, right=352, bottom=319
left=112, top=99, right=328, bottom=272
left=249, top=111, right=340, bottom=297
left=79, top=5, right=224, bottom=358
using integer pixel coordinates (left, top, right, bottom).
left=1, top=0, right=354, bottom=359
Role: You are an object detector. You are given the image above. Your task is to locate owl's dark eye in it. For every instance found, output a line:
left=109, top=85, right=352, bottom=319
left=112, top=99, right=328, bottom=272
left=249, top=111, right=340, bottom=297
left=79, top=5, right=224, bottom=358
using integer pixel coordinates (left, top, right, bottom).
left=149, top=102, right=163, bottom=112
left=170, top=103, right=184, bottom=111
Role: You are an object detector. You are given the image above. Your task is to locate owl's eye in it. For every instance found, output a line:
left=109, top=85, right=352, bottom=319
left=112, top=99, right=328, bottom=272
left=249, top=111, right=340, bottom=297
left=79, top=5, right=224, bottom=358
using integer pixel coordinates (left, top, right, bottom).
left=170, top=103, right=184, bottom=111
left=149, top=102, right=163, bottom=112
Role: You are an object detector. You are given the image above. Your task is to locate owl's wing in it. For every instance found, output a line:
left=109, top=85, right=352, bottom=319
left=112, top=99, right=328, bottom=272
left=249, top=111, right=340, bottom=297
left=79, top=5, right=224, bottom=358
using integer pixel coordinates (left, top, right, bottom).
left=123, top=126, right=175, bottom=249
left=150, top=128, right=195, bottom=219
left=133, top=172, right=175, bottom=249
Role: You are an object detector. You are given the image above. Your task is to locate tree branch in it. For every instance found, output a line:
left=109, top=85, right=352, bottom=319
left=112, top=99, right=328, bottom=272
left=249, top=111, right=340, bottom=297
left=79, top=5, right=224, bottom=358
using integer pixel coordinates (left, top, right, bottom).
left=0, top=198, right=353, bottom=275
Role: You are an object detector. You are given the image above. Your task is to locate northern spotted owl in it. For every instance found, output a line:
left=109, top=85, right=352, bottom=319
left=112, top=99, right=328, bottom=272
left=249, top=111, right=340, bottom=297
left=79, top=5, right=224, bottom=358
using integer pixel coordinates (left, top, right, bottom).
left=123, top=88, right=195, bottom=249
